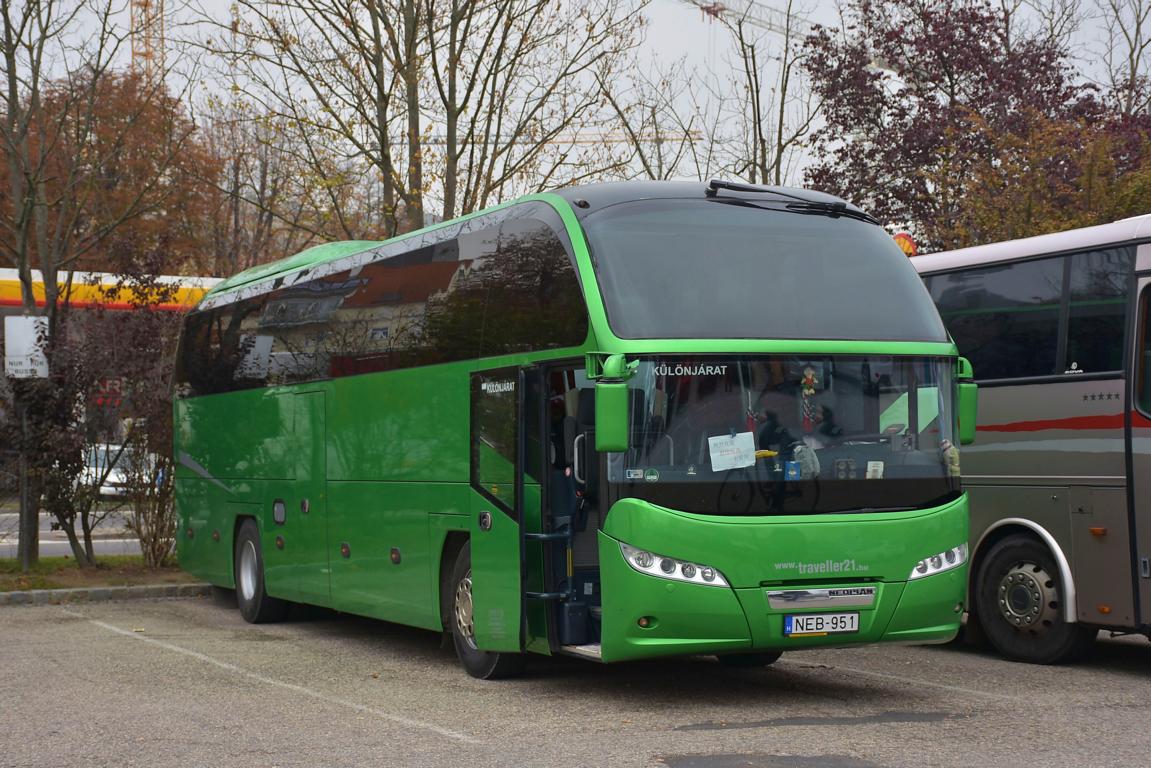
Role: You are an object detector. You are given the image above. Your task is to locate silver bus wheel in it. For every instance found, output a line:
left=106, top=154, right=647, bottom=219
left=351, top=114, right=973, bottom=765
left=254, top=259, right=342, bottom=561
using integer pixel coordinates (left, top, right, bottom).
left=233, top=519, right=287, bottom=624
left=975, top=534, right=1095, bottom=664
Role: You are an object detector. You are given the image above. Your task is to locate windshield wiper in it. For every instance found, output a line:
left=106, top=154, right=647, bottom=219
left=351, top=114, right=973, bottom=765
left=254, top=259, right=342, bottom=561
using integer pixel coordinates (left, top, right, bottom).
left=705, top=196, right=881, bottom=226
left=784, top=201, right=880, bottom=225
left=705, top=178, right=812, bottom=202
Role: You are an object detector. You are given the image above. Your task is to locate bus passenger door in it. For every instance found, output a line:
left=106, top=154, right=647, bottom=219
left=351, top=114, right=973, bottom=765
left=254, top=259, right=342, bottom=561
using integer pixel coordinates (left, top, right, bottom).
left=1130, top=275, right=1151, bottom=625
left=291, top=389, right=330, bottom=605
left=469, top=367, right=528, bottom=651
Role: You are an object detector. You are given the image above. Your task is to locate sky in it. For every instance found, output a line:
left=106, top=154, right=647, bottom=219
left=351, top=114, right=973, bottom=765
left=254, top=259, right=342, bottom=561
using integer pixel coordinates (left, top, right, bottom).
left=91, top=0, right=1130, bottom=192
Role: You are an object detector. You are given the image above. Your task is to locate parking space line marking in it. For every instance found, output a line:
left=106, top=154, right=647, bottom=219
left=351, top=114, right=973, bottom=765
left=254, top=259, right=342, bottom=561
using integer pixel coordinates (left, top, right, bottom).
left=776, top=659, right=1020, bottom=701
left=63, top=609, right=480, bottom=744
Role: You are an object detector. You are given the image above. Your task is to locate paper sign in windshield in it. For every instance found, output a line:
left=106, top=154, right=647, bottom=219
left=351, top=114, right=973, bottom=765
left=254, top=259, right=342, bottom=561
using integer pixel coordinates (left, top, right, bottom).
left=708, top=431, right=757, bottom=472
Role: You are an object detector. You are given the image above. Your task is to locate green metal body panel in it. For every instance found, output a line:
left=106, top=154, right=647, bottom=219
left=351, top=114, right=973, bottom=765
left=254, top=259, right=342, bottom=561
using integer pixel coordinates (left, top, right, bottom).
left=881, top=566, right=968, bottom=643
left=258, top=478, right=298, bottom=601
left=176, top=187, right=969, bottom=664
left=469, top=488, right=523, bottom=651
left=601, top=495, right=968, bottom=588
left=175, top=388, right=296, bottom=481
left=597, top=495, right=968, bottom=662
left=292, top=391, right=330, bottom=604
left=328, top=481, right=440, bottom=630
left=594, top=381, right=630, bottom=452
left=599, top=530, right=754, bottom=661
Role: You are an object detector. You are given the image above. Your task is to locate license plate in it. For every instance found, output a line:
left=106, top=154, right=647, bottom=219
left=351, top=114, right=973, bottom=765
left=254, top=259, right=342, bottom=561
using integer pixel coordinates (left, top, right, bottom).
left=784, top=612, right=859, bottom=636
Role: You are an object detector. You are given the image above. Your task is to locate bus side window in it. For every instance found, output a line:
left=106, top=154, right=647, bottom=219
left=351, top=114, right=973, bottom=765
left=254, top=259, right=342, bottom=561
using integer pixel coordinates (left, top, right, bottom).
left=929, top=256, right=1064, bottom=380
left=1139, top=291, right=1151, bottom=413
left=1066, top=248, right=1134, bottom=374
left=929, top=246, right=1135, bottom=381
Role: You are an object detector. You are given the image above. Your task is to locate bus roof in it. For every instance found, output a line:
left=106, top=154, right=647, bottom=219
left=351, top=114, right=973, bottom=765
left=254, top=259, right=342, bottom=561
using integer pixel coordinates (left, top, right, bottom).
left=912, top=213, right=1151, bottom=274
left=207, top=240, right=382, bottom=298
left=552, top=180, right=860, bottom=219
left=205, top=181, right=865, bottom=303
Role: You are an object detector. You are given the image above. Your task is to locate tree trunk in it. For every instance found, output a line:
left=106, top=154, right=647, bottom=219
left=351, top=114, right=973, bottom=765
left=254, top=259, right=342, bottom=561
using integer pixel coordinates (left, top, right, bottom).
left=16, top=400, right=38, bottom=572
left=402, top=0, right=424, bottom=233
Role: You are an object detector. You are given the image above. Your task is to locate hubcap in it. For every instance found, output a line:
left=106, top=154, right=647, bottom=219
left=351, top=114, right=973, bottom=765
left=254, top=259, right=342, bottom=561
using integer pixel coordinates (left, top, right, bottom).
left=454, top=570, right=477, bottom=650
left=239, top=540, right=258, bottom=602
left=997, top=561, right=1058, bottom=632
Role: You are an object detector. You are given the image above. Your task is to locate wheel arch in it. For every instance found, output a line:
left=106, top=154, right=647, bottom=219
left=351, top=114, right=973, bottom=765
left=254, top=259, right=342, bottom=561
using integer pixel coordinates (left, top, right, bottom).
left=972, top=518, right=1077, bottom=624
left=438, top=531, right=469, bottom=631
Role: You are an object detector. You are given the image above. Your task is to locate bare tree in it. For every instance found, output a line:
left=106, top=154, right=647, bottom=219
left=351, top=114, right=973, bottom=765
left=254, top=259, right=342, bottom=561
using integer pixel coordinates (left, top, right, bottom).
left=1023, top=0, right=1091, bottom=45
left=718, top=2, right=821, bottom=186
left=1097, top=0, right=1151, bottom=115
left=598, top=59, right=723, bottom=181
left=203, top=98, right=327, bottom=275
left=425, top=0, right=644, bottom=215
left=204, top=0, right=647, bottom=237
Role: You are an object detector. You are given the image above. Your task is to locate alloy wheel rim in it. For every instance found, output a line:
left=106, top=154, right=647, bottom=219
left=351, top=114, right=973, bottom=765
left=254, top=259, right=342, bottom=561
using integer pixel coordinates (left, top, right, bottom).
left=454, top=570, right=477, bottom=650
left=239, top=540, right=258, bottom=602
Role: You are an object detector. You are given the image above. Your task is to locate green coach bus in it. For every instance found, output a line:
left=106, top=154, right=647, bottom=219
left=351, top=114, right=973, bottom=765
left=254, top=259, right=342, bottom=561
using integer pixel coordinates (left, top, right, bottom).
left=174, top=180, right=976, bottom=678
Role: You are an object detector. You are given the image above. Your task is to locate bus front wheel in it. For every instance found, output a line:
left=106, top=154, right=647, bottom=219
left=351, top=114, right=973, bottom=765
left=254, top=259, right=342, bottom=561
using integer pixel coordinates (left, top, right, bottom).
left=234, top=519, right=287, bottom=623
left=448, top=543, right=524, bottom=680
left=974, top=535, right=1095, bottom=664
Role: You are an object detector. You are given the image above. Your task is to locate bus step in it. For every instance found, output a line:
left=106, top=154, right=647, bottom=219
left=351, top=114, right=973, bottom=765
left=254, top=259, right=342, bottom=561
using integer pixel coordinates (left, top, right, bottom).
left=524, top=532, right=569, bottom=542
left=559, top=643, right=602, bottom=661
left=525, top=591, right=567, bottom=601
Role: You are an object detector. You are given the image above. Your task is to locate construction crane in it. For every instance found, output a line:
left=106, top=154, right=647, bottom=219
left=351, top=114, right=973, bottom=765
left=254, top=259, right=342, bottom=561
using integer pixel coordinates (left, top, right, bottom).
left=683, top=1, right=896, bottom=71
left=683, top=1, right=812, bottom=38
left=130, top=0, right=165, bottom=83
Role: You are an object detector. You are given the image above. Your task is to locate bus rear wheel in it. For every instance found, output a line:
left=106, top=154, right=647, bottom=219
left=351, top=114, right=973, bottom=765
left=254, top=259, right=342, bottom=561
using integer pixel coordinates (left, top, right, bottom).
left=448, top=543, right=524, bottom=680
left=974, top=535, right=1095, bottom=664
left=716, top=651, right=782, bottom=668
left=234, top=519, right=287, bottom=623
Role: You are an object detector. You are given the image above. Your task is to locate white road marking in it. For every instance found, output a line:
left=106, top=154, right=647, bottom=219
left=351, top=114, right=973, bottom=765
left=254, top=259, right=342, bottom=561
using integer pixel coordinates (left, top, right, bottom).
left=62, top=609, right=480, bottom=744
left=777, top=658, right=1020, bottom=701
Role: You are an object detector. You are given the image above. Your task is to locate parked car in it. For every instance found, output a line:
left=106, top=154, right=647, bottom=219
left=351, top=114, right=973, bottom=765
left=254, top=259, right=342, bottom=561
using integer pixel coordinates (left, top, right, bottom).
left=80, top=444, right=132, bottom=500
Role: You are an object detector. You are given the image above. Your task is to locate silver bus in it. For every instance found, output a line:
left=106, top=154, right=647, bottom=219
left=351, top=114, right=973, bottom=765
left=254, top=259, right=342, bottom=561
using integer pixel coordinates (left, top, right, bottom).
left=914, top=214, right=1151, bottom=663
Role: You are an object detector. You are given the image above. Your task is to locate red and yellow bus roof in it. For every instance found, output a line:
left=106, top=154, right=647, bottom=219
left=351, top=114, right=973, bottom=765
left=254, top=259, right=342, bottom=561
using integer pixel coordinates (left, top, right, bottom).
left=0, top=269, right=220, bottom=312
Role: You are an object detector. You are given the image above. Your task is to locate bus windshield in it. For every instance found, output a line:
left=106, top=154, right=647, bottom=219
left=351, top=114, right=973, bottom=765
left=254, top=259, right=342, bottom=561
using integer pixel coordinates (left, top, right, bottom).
left=583, top=198, right=947, bottom=342
left=606, top=355, right=960, bottom=516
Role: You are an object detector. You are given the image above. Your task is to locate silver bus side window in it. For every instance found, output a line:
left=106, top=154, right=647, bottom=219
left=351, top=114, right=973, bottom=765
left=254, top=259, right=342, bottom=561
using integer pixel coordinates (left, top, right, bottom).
left=928, top=246, right=1134, bottom=382
left=1138, top=290, right=1151, bottom=413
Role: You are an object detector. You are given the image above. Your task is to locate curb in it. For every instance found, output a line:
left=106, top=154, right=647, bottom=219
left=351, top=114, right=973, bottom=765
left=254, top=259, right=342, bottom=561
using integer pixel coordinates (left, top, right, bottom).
left=0, top=583, right=213, bottom=607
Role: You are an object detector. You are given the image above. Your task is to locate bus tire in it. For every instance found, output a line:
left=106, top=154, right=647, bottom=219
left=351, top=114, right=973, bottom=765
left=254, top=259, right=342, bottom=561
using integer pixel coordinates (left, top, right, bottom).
left=716, top=651, right=782, bottom=668
left=234, top=519, right=287, bottom=624
left=448, top=543, right=524, bottom=680
left=974, top=534, right=1095, bottom=664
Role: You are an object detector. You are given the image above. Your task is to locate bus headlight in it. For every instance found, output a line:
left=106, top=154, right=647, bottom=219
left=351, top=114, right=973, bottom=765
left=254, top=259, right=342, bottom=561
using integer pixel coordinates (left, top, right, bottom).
left=619, top=542, right=728, bottom=587
left=909, top=543, right=968, bottom=580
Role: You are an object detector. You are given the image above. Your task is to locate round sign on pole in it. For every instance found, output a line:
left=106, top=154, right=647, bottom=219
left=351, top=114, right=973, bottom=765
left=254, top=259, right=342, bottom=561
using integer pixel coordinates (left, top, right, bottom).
left=893, top=232, right=918, bottom=257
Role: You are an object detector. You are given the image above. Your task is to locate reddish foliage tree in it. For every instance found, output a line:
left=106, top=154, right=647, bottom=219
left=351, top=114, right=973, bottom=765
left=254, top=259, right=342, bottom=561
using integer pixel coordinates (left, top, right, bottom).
left=799, top=0, right=1149, bottom=250
left=2, top=67, right=218, bottom=567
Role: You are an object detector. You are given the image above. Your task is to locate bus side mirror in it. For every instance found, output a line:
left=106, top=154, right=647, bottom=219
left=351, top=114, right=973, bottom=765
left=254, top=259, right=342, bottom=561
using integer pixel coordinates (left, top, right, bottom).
left=957, top=357, right=977, bottom=446
left=594, top=354, right=636, bottom=452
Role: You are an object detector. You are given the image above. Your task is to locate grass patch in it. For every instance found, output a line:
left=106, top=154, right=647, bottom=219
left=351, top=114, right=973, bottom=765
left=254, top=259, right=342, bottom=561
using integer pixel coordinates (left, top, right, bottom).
left=0, top=554, right=198, bottom=592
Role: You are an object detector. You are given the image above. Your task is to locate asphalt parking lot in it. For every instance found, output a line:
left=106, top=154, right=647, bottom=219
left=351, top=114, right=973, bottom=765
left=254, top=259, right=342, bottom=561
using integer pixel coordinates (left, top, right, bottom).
left=2, top=597, right=1149, bottom=768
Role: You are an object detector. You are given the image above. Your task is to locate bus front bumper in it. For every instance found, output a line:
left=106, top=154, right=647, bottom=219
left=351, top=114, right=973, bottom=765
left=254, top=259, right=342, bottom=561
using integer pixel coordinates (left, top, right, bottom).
left=596, top=524, right=967, bottom=663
